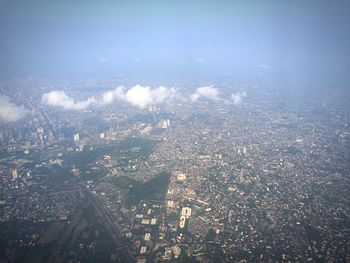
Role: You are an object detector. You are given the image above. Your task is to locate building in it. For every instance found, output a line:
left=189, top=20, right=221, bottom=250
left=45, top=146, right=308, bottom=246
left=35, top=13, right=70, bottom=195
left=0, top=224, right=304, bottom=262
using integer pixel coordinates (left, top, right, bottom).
left=177, top=173, right=187, bottom=181
left=144, top=233, right=151, bottom=241
left=140, top=246, right=147, bottom=254
left=179, top=215, right=186, bottom=229
left=73, top=133, right=80, bottom=142
left=11, top=168, right=18, bottom=180
left=159, top=119, right=170, bottom=129
left=181, top=207, right=192, bottom=218
left=172, top=245, right=181, bottom=259
left=167, top=200, right=174, bottom=208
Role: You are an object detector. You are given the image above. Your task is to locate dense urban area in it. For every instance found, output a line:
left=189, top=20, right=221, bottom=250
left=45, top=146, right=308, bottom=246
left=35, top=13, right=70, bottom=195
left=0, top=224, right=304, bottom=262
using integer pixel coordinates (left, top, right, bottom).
left=0, top=76, right=349, bottom=263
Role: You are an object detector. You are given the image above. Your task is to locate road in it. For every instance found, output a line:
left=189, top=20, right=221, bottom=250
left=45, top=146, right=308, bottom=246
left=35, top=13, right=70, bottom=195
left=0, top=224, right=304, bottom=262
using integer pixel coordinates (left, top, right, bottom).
left=84, top=189, right=135, bottom=263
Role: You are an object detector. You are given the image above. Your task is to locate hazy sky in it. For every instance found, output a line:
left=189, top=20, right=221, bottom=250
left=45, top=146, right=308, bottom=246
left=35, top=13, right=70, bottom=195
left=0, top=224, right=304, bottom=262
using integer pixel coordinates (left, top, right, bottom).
left=0, top=0, right=349, bottom=79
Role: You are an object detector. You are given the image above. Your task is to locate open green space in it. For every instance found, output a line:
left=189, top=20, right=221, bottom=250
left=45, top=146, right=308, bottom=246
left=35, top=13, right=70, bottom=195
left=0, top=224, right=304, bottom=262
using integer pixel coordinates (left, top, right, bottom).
left=124, top=171, right=170, bottom=208
left=37, top=222, right=66, bottom=245
left=62, top=137, right=157, bottom=167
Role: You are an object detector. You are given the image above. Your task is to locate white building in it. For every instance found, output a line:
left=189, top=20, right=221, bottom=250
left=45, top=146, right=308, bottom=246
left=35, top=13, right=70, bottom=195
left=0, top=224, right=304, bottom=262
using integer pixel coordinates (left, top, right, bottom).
left=12, top=168, right=18, bottom=180
left=179, top=215, right=186, bottom=229
left=144, top=233, right=151, bottom=241
left=73, top=133, right=80, bottom=142
left=159, top=119, right=170, bottom=129
left=181, top=207, right=192, bottom=218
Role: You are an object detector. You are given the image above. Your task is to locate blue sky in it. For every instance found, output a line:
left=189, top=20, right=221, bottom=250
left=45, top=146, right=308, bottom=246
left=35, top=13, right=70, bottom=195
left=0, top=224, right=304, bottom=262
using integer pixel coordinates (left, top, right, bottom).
left=0, top=0, right=349, bottom=79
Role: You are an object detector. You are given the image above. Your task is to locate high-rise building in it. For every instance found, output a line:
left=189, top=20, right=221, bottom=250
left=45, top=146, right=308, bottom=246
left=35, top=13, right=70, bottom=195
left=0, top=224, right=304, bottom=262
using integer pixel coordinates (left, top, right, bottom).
left=159, top=119, right=170, bottom=129
left=11, top=168, right=18, bottom=180
left=73, top=133, right=80, bottom=142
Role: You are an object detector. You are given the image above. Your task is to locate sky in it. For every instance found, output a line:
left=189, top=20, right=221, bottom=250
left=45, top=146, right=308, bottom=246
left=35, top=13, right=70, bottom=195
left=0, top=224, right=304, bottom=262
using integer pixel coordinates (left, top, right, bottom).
left=0, top=0, right=349, bottom=79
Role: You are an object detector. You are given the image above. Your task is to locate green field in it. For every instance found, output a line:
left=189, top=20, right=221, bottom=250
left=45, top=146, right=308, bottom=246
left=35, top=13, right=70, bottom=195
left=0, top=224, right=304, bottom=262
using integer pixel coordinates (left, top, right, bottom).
left=124, top=171, right=170, bottom=208
left=37, top=222, right=66, bottom=244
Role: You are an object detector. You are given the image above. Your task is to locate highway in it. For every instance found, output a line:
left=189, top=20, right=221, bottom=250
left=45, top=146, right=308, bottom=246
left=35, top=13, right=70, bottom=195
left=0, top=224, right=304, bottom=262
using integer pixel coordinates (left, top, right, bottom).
left=84, top=189, right=135, bottom=263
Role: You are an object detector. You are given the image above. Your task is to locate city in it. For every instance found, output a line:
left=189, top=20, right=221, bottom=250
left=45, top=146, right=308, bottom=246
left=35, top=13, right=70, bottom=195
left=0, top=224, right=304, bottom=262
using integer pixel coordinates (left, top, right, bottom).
left=0, top=1, right=349, bottom=262
left=0, top=76, right=349, bottom=262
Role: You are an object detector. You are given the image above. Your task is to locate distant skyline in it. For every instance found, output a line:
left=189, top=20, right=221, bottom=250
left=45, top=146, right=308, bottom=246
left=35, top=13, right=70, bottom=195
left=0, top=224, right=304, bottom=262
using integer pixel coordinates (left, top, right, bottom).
left=0, top=0, right=349, bottom=79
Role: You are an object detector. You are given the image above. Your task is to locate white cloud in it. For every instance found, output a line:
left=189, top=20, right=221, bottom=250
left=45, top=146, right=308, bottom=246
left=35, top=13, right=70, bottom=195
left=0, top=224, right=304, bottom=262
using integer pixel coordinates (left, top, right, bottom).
left=42, top=86, right=248, bottom=110
left=124, top=85, right=176, bottom=109
left=42, top=85, right=177, bottom=110
left=190, top=93, right=201, bottom=102
left=100, top=87, right=125, bottom=104
left=231, top=91, right=247, bottom=106
left=98, top=57, right=111, bottom=63
left=258, top=64, right=270, bottom=69
left=0, top=95, right=28, bottom=122
left=195, top=58, right=205, bottom=64
left=42, top=90, right=97, bottom=110
left=131, top=57, right=141, bottom=62
left=190, top=86, right=219, bottom=102
left=125, top=85, right=153, bottom=108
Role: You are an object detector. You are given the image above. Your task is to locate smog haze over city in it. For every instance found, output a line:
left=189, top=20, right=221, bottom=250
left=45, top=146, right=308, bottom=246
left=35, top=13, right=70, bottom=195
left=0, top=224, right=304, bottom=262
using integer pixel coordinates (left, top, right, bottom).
left=0, top=1, right=349, bottom=262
